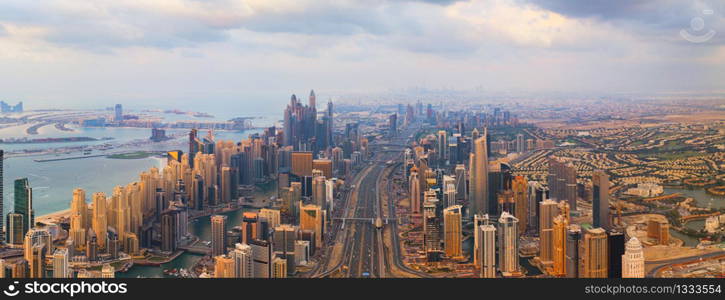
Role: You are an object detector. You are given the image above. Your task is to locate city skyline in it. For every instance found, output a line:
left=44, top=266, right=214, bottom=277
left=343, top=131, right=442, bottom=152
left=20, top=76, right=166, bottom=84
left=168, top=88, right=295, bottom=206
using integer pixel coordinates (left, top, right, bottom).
left=0, top=1, right=722, bottom=288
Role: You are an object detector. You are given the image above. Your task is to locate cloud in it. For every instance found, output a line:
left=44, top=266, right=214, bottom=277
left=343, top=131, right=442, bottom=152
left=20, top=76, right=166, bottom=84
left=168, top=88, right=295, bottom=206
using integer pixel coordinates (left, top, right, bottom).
left=523, top=0, right=725, bottom=45
left=0, top=0, right=722, bottom=100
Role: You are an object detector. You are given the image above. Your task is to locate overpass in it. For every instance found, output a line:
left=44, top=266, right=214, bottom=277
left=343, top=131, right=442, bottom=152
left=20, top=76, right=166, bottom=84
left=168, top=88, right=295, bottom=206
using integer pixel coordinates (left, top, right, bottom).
left=178, top=245, right=212, bottom=255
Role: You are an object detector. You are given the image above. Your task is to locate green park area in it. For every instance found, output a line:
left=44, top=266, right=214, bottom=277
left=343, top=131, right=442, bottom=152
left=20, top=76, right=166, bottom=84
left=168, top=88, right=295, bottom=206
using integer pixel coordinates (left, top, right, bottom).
left=107, top=151, right=158, bottom=159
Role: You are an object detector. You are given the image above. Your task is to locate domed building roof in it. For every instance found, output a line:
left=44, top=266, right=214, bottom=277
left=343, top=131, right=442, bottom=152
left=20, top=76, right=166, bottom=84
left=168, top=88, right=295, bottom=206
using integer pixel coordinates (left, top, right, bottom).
left=626, top=237, right=643, bottom=251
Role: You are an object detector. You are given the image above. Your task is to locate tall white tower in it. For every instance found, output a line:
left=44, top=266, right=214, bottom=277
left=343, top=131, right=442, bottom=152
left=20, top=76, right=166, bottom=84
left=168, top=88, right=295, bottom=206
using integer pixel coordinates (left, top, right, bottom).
left=622, top=237, right=645, bottom=278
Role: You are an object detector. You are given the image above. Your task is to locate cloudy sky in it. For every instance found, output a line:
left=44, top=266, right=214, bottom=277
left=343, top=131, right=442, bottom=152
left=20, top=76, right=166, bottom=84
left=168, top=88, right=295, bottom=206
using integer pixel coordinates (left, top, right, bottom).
left=0, top=0, right=723, bottom=109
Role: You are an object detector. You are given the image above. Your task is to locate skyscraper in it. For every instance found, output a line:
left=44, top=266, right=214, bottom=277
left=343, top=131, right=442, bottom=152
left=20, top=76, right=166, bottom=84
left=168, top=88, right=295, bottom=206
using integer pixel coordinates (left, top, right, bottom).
left=273, top=224, right=298, bottom=275
left=423, top=199, right=441, bottom=259
left=5, top=213, right=24, bottom=245
left=70, top=188, right=88, bottom=234
left=454, top=164, right=467, bottom=202
left=389, top=114, right=398, bottom=137
left=473, top=214, right=489, bottom=265
left=114, top=104, right=123, bottom=122
left=231, top=243, right=253, bottom=278
left=621, top=237, right=644, bottom=278
left=552, top=215, right=568, bottom=277
left=469, top=131, right=489, bottom=215
left=250, top=239, right=272, bottom=278
left=437, top=130, right=447, bottom=165
left=565, top=224, right=581, bottom=278
left=592, top=170, right=610, bottom=230
left=512, top=176, right=528, bottom=234
left=497, top=212, right=519, bottom=274
left=515, top=133, right=524, bottom=153
left=259, top=209, right=281, bottom=229
left=14, top=178, right=33, bottom=236
left=478, top=224, right=496, bottom=278
left=211, top=215, right=227, bottom=256
left=91, top=192, right=107, bottom=249
left=548, top=158, right=578, bottom=211
left=608, top=230, right=625, bottom=278
left=53, top=248, right=70, bottom=278
left=539, top=199, right=558, bottom=264
left=579, top=227, right=608, bottom=278
left=272, top=257, right=288, bottom=278
left=300, top=204, right=324, bottom=249
left=290, top=151, right=313, bottom=178
left=443, top=205, right=462, bottom=258
left=214, top=255, right=235, bottom=278
left=409, top=166, right=421, bottom=214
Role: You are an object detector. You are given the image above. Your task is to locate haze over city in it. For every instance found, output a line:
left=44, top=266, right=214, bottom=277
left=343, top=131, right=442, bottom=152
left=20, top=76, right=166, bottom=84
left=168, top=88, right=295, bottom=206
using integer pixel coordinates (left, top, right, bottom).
left=0, top=2, right=723, bottom=296
left=0, top=0, right=724, bottom=110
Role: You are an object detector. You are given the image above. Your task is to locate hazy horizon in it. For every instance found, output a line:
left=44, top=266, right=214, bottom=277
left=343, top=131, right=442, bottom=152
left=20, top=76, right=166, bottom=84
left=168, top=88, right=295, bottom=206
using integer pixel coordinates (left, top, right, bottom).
left=1, top=0, right=724, bottom=108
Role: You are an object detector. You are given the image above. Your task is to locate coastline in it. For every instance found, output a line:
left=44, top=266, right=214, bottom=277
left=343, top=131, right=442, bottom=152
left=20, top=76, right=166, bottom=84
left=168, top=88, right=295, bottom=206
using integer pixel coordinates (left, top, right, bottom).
left=36, top=208, right=71, bottom=223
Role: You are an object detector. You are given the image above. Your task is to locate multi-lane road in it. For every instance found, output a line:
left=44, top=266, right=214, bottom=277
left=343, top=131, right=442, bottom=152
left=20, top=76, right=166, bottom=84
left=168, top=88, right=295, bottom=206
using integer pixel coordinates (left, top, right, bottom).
left=312, top=122, right=424, bottom=278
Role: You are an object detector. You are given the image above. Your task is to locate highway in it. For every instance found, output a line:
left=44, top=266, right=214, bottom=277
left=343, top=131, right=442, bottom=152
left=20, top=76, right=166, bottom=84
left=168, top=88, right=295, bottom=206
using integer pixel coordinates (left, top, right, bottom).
left=645, top=251, right=725, bottom=277
left=312, top=122, right=426, bottom=278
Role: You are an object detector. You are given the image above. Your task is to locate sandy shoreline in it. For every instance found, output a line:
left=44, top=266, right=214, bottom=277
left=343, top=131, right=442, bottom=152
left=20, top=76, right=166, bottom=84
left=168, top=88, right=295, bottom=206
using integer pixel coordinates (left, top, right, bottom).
left=36, top=208, right=71, bottom=223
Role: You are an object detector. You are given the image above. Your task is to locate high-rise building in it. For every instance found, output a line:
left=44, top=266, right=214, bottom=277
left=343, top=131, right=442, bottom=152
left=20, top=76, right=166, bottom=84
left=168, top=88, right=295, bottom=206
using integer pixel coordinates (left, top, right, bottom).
left=220, top=166, right=232, bottom=203
left=273, top=224, right=298, bottom=275
left=437, top=130, right=447, bottom=165
left=14, top=178, right=33, bottom=236
left=29, top=244, right=45, bottom=278
left=539, top=199, right=558, bottom=264
left=272, top=257, right=287, bottom=278
left=312, top=159, right=333, bottom=179
left=454, top=164, right=467, bottom=201
left=512, top=176, right=528, bottom=234
left=515, top=133, right=524, bottom=153
left=312, top=175, right=327, bottom=208
left=6, top=213, right=24, bottom=245
left=211, top=215, right=227, bottom=256
left=469, top=132, right=489, bottom=215
left=592, top=170, right=611, bottom=230
left=547, top=157, right=577, bottom=210
left=552, top=215, right=568, bottom=277
left=114, top=104, right=123, bottom=122
left=249, top=240, right=272, bottom=278
left=91, top=192, right=107, bottom=249
left=214, top=255, right=235, bottom=278
left=161, top=210, right=179, bottom=252
left=23, top=228, right=52, bottom=263
left=443, top=205, right=462, bottom=258
left=621, top=237, right=644, bottom=278
left=647, top=219, right=670, bottom=245
left=565, top=224, right=581, bottom=278
left=231, top=243, right=253, bottom=278
left=409, top=166, right=421, bottom=214
left=478, top=224, right=496, bottom=278
left=423, top=199, right=441, bottom=259
left=579, top=227, right=608, bottom=278
left=527, top=181, right=548, bottom=233
left=472, top=214, right=489, bottom=265
left=444, top=183, right=456, bottom=208
left=497, top=212, right=519, bottom=274
left=259, top=209, right=281, bottom=229
left=388, top=114, right=397, bottom=137
left=608, top=230, right=625, bottom=278
left=299, top=204, right=324, bottom=248
left=290, top=152, right=313, bottom=178
left=53, top=248, right=71, bottom=278
left=295, top=240, right=310, bottom=266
